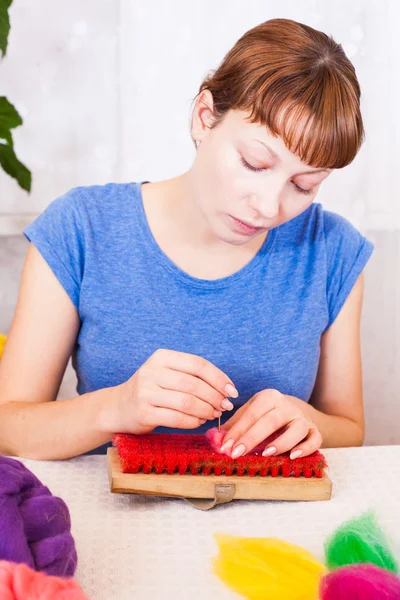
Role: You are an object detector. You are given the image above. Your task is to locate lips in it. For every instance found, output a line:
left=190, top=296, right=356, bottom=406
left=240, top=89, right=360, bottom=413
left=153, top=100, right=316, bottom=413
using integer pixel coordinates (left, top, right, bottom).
left=237, top=219, right=262, bottom=230
left=230, top=216, right=264, bottom=233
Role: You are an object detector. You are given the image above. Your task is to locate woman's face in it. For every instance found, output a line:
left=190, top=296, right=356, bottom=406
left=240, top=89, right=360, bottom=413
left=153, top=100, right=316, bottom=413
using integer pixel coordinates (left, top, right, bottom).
left=190, top=99, right=332, bottom=245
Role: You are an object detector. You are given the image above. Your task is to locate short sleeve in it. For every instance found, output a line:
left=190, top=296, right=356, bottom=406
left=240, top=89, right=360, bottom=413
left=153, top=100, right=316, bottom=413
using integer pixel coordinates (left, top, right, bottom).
left=23, top=188, right=85, bottom=311
left=324, top=210, right=374, bottom=330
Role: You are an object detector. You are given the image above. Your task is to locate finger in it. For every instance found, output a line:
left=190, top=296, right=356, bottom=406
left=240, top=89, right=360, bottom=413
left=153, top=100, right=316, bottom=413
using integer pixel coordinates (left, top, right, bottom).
left=153, top=407, right=207, bottom=430
left=151, top=348, right=239, bottom=401
left=155, top=367, right=234, bottom=413
left=216, top=414, right=242, bottom=454
left=224, top=406, right=288, bottom=457
left=289, top=427, right=323, bottom=459
left=220, top=403, right=247, bottom=431
left=151, top=388, right=223, bottom=420
left=220, top=394, right=267, bottom=436
left=221, top=392, right=279, bottom=441
left=261, top=418, right=310, bottom=457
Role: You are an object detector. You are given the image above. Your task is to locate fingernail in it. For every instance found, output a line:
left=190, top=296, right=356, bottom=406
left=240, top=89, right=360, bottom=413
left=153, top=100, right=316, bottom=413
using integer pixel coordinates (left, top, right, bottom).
left=231, top=444, right=246, bottom=459
left=225, top=383, right=239, bottom=398
left=262, top=446, right=277, bottom=457
left=222, top=398, right=234, bottom=410
left=290, top=450, right=303, bottom=460
left=220, top=438, right=235, bottom=453
left=213, top=410, right=222, bottom=418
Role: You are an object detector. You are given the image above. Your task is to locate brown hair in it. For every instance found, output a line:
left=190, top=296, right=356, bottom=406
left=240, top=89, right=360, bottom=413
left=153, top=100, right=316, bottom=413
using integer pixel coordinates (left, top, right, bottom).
left=191, top=18, right=364, bottom=169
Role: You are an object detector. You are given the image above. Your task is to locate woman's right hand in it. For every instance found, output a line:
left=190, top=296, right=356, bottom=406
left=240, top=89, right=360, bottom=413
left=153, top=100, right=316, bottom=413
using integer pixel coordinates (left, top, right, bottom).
left=100, top=348, right=238, bottom=435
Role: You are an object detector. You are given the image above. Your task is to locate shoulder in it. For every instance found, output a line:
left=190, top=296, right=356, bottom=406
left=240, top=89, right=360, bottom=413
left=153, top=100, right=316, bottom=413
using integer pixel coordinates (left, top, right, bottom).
left=32, top=182, right=142, bottom=240
left=316, top=206, right=374, bottom=270
left=307, top=206, right=374, bottom=328
left=24, top=181, right=141, bottom=269
left=322, top=207, right=362, bottom=247
left=52, top=182, right=138, bottom=216
left=281, top=203, right=372, bottom=255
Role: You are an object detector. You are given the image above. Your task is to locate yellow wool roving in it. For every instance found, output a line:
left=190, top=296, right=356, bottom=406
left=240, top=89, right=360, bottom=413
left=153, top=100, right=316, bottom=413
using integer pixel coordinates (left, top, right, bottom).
left=0, top=334, right=6, bottom=359
left=213, top=534, right=326, bottom=600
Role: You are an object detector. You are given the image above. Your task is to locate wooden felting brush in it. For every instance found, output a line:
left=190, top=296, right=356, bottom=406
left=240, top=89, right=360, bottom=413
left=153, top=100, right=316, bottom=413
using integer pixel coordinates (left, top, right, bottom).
left=107, top=430, right=332, bottom=509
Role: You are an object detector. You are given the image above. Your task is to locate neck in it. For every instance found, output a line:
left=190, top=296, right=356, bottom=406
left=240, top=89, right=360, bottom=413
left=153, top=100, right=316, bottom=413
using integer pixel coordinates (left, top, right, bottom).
left=159, top=172, right=227, bottom=249
left=143, top=172, right=267, bottom=257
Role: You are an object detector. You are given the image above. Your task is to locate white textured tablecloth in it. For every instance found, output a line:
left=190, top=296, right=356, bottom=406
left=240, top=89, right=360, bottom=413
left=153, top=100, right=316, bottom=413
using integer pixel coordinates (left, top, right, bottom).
left=17, top=446, right=400, bottom=600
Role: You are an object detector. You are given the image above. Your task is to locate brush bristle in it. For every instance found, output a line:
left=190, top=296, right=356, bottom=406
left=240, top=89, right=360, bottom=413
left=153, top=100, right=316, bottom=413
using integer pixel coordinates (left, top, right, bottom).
left=112, top=433, right=327, bottom=478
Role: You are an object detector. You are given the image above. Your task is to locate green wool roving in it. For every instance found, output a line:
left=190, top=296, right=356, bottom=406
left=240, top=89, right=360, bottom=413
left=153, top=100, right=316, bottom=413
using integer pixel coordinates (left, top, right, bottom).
left=324, top=511, right=399, bottom=573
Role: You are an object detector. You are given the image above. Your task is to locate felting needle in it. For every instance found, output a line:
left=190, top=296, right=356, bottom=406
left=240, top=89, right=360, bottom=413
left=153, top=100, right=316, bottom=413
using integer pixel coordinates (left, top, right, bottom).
left=218, top=415, right=221, bottom=432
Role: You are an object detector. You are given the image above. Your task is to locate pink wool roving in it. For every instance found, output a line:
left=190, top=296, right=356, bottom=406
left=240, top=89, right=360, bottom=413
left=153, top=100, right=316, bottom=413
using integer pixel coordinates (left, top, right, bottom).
left=205, top=426, right=283, bottom=456
left=320, top=564, right=400, bottom=600
left=0, top=560, right=88, bottom=600
left=205, top=427, right=227, bottom=454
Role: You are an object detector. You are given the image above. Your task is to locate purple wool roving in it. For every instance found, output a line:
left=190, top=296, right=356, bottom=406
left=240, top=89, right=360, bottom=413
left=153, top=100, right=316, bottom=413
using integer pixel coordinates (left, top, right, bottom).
left=0, top=455, right=77, bottom=577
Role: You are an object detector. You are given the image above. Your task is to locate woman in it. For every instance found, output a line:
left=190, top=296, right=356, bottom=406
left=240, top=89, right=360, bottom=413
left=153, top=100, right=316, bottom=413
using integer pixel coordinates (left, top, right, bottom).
left=0, top=18, right=373, bottom=461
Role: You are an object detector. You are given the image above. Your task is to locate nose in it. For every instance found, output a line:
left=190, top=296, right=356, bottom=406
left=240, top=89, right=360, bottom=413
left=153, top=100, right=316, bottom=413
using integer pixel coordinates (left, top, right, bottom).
left=249, top=195, right=280, bottom=220
left=260, top=200, right=280, bottom=219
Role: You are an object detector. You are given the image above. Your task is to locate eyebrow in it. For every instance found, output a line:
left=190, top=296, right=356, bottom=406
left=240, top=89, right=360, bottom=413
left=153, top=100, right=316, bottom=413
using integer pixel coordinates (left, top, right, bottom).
left=253, top=138, right=330, bottom=175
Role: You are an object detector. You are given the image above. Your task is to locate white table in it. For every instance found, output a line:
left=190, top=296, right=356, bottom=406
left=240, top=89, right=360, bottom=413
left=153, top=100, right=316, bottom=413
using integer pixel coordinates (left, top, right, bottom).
left=18, top=446, right=400, bottom=600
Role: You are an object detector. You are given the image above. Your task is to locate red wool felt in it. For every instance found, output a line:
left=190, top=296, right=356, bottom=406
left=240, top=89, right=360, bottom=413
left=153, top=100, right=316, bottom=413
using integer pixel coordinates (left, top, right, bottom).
left=112, top=433, right=327, bottom=478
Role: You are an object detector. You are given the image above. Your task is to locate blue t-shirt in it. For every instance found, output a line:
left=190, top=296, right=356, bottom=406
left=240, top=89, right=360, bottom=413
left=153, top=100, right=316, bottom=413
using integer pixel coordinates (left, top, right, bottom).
left=24, top=181, right=374, bottom=454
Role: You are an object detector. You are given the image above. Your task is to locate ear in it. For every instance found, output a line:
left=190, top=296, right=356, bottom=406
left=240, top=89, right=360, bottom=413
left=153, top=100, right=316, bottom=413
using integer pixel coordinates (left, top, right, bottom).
left=191, top=89, right=217, bottom=145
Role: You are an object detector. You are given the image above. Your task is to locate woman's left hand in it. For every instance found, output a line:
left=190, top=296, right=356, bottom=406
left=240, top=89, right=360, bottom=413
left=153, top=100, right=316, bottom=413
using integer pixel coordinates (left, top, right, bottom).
left=219, top=389, right=322, bottom=460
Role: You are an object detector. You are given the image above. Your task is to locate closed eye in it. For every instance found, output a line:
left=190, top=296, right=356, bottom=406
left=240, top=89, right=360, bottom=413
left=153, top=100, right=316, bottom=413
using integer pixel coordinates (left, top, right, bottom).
left=240, top=156, right=315, bottom=196
left=240, top=156, right=265, bottom=173
left=292, top=182, right=314, bottom=196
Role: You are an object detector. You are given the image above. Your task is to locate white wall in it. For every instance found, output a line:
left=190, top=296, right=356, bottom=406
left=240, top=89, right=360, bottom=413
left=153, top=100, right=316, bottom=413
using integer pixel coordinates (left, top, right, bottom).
left=0, top=0, right=399, bottom=444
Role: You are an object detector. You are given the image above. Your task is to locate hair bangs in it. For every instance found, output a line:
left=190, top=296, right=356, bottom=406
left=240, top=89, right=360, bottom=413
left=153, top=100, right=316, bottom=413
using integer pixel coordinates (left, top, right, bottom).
left=193, top=19, right=365, bottom=168
left=242, top=73, right=364, bottom=169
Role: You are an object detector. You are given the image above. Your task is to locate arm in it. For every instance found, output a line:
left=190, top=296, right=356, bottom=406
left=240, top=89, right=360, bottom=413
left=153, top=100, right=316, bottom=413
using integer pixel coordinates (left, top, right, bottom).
left=296, top=272, right=365, bottom=447
left=219, top=272, right=366, bottom=458
left=0, top=244, right=116, bottom=460
left=0, top=244, right=233, bottom=460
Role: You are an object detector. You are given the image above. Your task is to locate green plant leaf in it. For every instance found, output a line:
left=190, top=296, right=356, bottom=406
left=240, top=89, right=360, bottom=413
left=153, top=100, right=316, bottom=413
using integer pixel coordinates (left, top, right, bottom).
left=0, top=96, right=22, bottom=130
left=0, top=0, right=12, bottom=57
left=0, top=123, right=12, bottom=145
left=0, top=1, right=29, bottom=194
left=0, top=142, right=31, bottom=191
